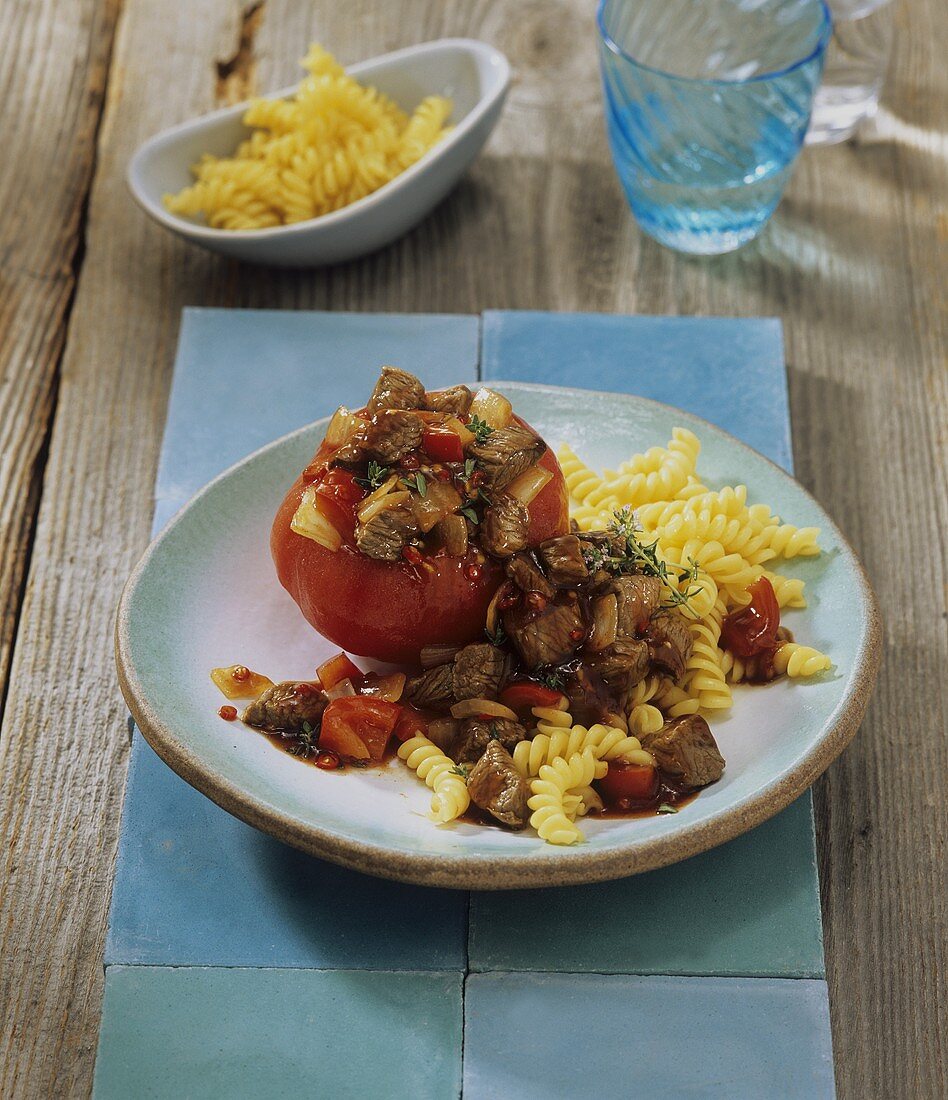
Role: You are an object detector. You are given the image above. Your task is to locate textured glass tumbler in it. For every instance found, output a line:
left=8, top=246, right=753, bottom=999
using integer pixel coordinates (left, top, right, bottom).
left=598, top=0, right=831, bottom=254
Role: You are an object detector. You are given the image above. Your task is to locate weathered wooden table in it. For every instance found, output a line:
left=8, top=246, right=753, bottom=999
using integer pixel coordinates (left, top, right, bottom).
left=0, top=2, right=944, bottom=1096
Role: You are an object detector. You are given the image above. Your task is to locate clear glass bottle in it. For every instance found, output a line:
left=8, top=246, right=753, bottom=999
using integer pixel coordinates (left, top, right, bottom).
left=807, top=0, right=895, bottom=145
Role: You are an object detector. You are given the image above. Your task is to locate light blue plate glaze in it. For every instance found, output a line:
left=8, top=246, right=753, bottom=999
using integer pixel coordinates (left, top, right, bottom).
left=115, top=382, right=880, bottom=889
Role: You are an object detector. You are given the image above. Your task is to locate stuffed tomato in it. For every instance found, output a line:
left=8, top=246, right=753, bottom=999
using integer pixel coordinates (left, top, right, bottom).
left=271, top=369, right=569, bottom=663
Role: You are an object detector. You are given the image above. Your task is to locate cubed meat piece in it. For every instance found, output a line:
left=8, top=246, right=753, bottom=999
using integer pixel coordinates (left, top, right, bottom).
left=612, top=575, right=662, bottom=637
left=366, top=366, right=426, bottom=414
left=584, top=638, right=650, bottom=694
left=452, top=643, right=512, bottom=701
left=242, top=681, right=326, bottom=735
left=465, top=740, right=530, bottom=828
left=425, top=385, right=473, bottom=417
left=538, top=534, right=589, bottom=586
left=503, top=593, right=587, bottom=669
left=505, top=551, right=555, bottom=599
left=481, top=495, right=530, bottom=558
left=645, top=610, right=694, bottom=681
left=355, top=503, right=419, bottom=562
left=405, top=663, right=455, bottom=710
left=641, top=715, right=725, bottom=789
left=333, top=410, right=424, bottom=468
left=452, top=717, right=527, bottom=765
left=468, top=424, right=545, bottom=493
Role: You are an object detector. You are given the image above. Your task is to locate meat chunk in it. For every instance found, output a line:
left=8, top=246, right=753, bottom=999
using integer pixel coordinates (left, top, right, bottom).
left=366, top=366, right=425, bottom=414
left=584, top=638, right=650, bottom=694
left=405, top=663, right=455, bottom=710
left=641, top=715, right=725, bottom=789
left=538, top=534, right=588, bottom=586
left=334, top=410, right=423, bottom=468
left=612, top=575, right=662, bottom=637
left=468, top=424, right=545, bottom=493
left=465, top=740, right=530, bottom=828
left=503, top=593, right=586, bottom=669
left=505, top=552, right=555, bottom=599
left=452, top=717, right=526, bottom=765
left=481, top=495, right=530, bottom=559
left=242, top=681, right=326, bottom=735
left=645, top=610, right=694, bottom=681
left=452, top=643, right=512, bottom=701
left=425, top=385, right=473, bottom=417
left=355, top=503, right=419, bottom=562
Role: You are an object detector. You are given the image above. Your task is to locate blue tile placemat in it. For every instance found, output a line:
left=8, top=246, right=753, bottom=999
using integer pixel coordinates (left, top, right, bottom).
left=96, top=309, right=832, bottom=1099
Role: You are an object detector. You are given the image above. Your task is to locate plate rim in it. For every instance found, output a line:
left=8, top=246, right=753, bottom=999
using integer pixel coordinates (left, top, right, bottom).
left=115, top=380, right=883, bottom=889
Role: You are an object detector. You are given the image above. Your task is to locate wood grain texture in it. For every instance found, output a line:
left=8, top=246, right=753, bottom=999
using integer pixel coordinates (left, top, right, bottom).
left=0, top=0, right=944, bottom=1096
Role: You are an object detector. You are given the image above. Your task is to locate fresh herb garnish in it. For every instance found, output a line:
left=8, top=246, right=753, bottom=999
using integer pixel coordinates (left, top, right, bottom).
left=484, top=624, right=507, bottom=647
left=657, top=803, right=678, bottom=815
left=467, top=415, right=494, bottom=445
left=401, top=471, right=427, bottom=497
left=451, top=764, right=471, bottom=779
left=354, top=461, right=390, bottom=491
left=463, top=457, right=477, bottom=480
left=289, top=720, right=318, bottom=759
left=476, top=487, right=492, bottom=506
left=460, top=505, right=480, bottom=525
left=487, top=723, right=501, bottom=741
left=539, top=668, right=565, bottom=690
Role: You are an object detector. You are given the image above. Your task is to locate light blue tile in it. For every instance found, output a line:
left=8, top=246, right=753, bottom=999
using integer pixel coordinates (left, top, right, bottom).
left=93, top=966, right=462, bottom=1100
left=106, top=733, right=467, bottom=969
left=463, top=973, right=834, bottom=1100
left=156, top=308, right=480, bottom=527
left=481, top=310, right=792, bottom=472
left=469, top=795, right=823, bottom=977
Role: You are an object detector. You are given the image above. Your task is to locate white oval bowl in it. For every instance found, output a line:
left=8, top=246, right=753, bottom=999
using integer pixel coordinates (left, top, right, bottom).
left=127, top=39, right=510, bottom=266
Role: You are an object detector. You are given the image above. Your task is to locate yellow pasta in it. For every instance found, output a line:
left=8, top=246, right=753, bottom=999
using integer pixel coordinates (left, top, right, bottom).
left=773, top=643, right=832, bottom=678
left=397, top=735, right=469, bottom=823
left=528, top=749, right=604, bottom=845
left=165, top=44, right=452, bottom=230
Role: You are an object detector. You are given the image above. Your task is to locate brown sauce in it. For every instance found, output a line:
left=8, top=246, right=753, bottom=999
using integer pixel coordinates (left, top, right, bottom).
left=593, top=783, right=701, bottom=819
left=259, top=728, right=399, bottom=770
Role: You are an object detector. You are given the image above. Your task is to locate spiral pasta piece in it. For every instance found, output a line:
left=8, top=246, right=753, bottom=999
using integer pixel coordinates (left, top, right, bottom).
left=628, top=703, right=665, bottom=736
left=528, top=749, right=605, bottom=845
left=397, top=736, right=469, bottom=823
left=773, top=643, right=832, bottom=677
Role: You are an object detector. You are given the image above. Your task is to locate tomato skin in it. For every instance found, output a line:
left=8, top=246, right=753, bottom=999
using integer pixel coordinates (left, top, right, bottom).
left=272, top=416, right=569, bottom=663
left=422, top=426, right=464, bottom=463
left=314, top=468, right=363, bottom=541
left=598, top=763, right=659, bottom=805
left=393, top=705, right=428, bottom=743
left=499, top=682, right=566, bottom=714
left=721, top=576, right=781, bottom=658
left=319, top=697, right=402, bottom=761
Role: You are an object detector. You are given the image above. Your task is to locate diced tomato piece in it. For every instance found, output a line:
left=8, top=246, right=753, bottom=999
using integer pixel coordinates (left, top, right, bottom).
left=498, top=681, right=566, bottom=713
left=314, top=468, right=364, bottom=541
left=598, top=762, right=659, bottom=805
left=393, top=705, right=428, bottom=743
left=319, top=697, right=402, bottom=762
left=721, top=576, right=781, bottom=658
left=422, top=426, right=464, bottom=464
left=317, top=652, right=362, bottom=690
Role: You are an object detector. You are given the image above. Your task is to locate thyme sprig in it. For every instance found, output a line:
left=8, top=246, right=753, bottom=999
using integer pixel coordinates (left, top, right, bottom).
left=289, top=720, right=318, bottom=759
left=354, top=461, right=390, bottom=492
left=401, top=471, right=427, bottom=497
left=538, top=668, right=565, bottom=691
left=484, top=623, right=507, bottom=647
left=467, top=415, right=494, bottom=445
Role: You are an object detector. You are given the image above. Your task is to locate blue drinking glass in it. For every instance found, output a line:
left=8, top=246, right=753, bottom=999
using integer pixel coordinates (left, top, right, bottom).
left=598, top=0, right=832, bottom=254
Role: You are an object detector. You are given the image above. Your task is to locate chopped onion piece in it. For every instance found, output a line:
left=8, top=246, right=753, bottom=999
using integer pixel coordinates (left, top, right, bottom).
left=426, top=717, right=460, bottom=752
left=367, top=672, right=406, bottom=702
left=291, top=487, right=342, bottom=551
left=325, top=405, right=360, bottom=447
left=420, top=644, right=461, bottom=669
left=506, top=464, right=553, bottom=505
left=357, top=488, right=409, bottom=526
left=411, top=480, right=462, bottom=533
left=445, top=415, right=475, bottom=447
left=356, top=474, right=399, bottom=519
left=325, top=678, right=357, bottom=700
left=485, top=581, right=511, bottom=636
left=588, top=594, right=618, bottom=652
left=450, top=698, right=519, bottom=721
left=436, top=514, right=468, bottom=557
left=470, top=388, right=513, bottom=430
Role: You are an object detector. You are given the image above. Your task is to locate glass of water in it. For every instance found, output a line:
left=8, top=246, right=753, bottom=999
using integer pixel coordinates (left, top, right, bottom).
left=597, top=0, right=832, bottom=255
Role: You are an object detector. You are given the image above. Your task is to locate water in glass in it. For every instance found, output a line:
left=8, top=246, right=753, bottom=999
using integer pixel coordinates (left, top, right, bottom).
left=807, top=0, right=894, bottom=144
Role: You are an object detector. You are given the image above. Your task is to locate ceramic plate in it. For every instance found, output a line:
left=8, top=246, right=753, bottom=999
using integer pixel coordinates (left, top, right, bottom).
left=116, top=383, right=881, bottom=888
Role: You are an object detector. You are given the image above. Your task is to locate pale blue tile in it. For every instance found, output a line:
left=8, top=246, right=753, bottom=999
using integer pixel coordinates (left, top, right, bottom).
left=463, top=973, right=834, bottom=1100
left=469, top=795, right=823, bottom=977
left=94, top=967, right=462, bottom=1100
left=156, top=308, right=480, bottom=527
left=481, top=311, right=791, bottom=472
left=106, top=734, right=467, bottom=969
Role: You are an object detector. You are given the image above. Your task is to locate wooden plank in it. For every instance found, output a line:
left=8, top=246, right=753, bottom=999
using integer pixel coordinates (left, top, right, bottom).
left=0, top=0, right=120, bottom=723
left=0, top=1, right=944, bottom=1097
